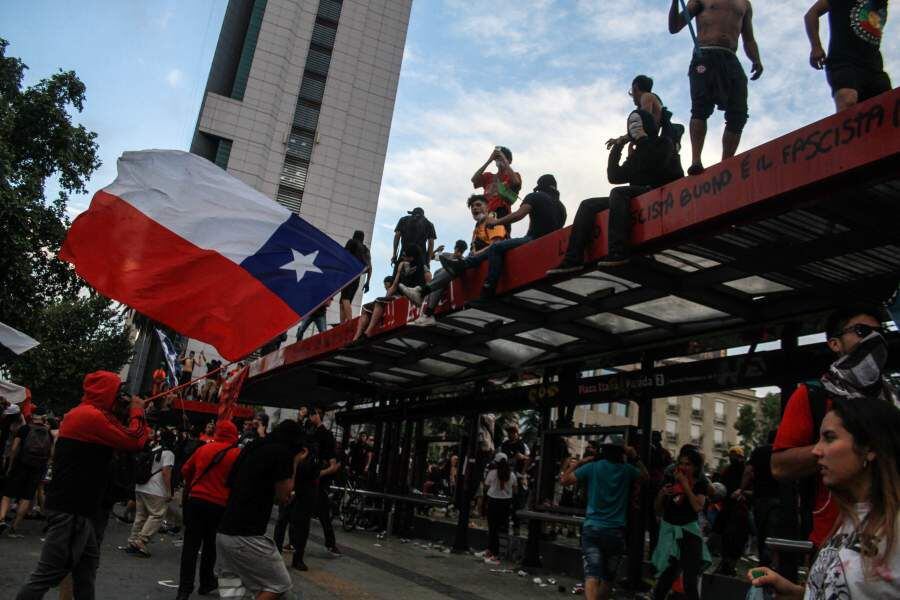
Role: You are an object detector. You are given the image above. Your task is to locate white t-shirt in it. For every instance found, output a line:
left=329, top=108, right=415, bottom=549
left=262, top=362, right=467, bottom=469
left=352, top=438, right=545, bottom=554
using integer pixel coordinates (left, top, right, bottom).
left=805, top=503, right=900, bottom=600
left=135, top=448, right=175, bottom=498
left=485, top=469, right=517, bottom=500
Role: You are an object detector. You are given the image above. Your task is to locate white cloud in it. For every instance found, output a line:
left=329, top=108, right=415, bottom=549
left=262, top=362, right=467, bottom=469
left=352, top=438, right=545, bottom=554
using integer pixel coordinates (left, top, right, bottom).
left=165, top=68, right=184, bottom=88
left=444, top=0, right=569, bottom=58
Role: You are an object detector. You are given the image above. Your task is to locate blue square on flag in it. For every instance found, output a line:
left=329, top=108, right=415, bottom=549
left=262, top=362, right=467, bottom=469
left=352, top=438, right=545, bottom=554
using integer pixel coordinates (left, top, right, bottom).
left=240, top=214, right=364, bottom=317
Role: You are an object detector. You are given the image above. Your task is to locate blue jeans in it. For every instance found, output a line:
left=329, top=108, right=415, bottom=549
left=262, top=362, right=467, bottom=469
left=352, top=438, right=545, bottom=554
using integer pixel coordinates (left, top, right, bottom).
left=463, top=236, right=532, bottom=288
left=296, top=314, right=326, bottom=340
left=581, top=525, right=625, bottom=582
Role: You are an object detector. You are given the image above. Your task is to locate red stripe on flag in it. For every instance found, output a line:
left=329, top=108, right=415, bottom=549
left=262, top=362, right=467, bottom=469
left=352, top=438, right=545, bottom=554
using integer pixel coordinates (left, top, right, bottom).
left=60, top=191, right=299, bottom=360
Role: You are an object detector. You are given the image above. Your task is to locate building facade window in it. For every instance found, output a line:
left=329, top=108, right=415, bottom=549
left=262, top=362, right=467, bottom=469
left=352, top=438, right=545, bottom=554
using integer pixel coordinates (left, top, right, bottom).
left=274, top=0, right=343, bottom=214
left=714, top=428, right=725, bottom=447
left=714, top=400, right=726, bottom=424
left=690, top=424, right=701, bottom=443
left=214, top=139, right=232, bottom=170
left=614, top=402, right=628, bottom=417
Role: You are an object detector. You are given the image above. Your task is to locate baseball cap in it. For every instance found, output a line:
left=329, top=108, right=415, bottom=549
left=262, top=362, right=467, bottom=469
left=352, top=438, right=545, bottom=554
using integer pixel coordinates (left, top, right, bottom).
left=407, top=207, right=424, bottom=216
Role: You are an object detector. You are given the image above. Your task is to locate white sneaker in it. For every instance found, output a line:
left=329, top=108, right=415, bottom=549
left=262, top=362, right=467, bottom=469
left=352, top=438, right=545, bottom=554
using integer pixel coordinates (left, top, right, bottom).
left=398, top=283, right=424, bottom=306
left=410, top=314, right=436, bottom=327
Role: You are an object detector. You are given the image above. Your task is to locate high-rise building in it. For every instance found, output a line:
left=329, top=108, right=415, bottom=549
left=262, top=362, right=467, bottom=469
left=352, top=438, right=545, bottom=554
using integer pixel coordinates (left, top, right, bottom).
left=190, top=0, right=411, bottom=327
left=183, top=0, right=410, bottom=354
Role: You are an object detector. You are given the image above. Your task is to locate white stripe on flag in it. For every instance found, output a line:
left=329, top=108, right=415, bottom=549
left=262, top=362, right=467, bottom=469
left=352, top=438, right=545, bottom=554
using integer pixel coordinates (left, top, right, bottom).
left=0, top=321, right=39, bottom=355
left=0, top=379, right=28, bottom=404
left=105, top=150, right=291, bottom=265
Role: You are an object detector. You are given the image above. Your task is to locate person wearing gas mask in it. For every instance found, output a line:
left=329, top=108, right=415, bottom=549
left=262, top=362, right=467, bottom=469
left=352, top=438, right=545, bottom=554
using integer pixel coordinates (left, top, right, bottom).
left=547, top=109, right=684, bottom=275
left=772, top=304, right=898, bottom=556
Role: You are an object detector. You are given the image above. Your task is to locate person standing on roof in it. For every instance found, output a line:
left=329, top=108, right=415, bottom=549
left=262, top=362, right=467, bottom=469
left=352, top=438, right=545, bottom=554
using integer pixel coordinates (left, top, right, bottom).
left=176, top=420, right=241, bottom=600
left=15, top=371, right=149, bottom=600
left=548, top=110, right=683, bottom=275
left=393, top=207, right=436, bottom=283
left=340, top=230, right=372, bottom=322
left=668, top=0, right=763, bottom=175
left=804, top=0, right=891, bottom=112
left=471, top=146, right=523, bottom=237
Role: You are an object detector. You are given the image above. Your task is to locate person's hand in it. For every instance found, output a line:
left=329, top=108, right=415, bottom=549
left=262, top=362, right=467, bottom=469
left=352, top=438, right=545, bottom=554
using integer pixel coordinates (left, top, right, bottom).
left=747, top=566, right=802, bottom=599
left=809, top=46, right=826, bottom=70
left=750, top=61, right=764, bottom=80
left=484, top=216, right=498, bottom=227
left=674, top=470, right=689, bottom=487
left=129, top=395, right=147, bottom=412
left=434, top=244, right=445, bottom=255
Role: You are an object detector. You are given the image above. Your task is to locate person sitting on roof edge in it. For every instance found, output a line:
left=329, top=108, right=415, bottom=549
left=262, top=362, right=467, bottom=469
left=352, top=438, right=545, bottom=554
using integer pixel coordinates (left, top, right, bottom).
left=471, top=146, right=522, bottom=238
left=398, top=195, right=504, bottom=325
left=442, top=175, right=566, bottom=299
left=547, top=110, right=683, bottom=275
left=351, top=245, right=425, bottom=344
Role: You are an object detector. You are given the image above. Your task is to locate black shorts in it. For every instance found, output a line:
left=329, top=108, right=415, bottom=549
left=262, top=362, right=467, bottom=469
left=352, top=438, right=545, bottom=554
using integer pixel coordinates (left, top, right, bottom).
left=826, top=62, right=892, bottom=102
left=4, top=464, right=44, bottom=500
left=178, top=371, right=192, bottom=386
left=340, top=277, right=361, bottom=302
left=689, top=48, right=748, bottom=132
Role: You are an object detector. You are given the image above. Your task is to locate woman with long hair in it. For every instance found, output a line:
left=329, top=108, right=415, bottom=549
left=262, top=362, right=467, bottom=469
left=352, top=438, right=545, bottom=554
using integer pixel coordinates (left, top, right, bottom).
left=749, top=396, right=900, bottom=598
left=652, top=447, right=711, bottom=600
left=484, top=452, right=516, bottom=563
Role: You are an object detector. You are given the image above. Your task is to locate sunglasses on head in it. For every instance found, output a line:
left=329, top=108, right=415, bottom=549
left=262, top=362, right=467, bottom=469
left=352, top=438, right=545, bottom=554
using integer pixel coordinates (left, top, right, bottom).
left=836, top=323, right=884, bottom=338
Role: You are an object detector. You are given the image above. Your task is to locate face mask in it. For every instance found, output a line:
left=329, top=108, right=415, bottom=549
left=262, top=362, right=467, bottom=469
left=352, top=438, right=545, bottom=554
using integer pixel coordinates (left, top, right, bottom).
left=822, top=331, right=889, bottom=399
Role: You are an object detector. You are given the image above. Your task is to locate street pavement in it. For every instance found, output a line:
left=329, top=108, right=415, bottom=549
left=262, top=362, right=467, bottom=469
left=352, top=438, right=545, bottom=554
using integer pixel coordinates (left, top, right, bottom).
left=0, top=514, right=615, bottom=600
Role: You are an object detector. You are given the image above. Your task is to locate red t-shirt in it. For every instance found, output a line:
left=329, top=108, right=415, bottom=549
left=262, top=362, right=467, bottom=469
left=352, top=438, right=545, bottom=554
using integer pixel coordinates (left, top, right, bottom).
left=773, top=384, right=839, bottom=546
left=475, top=170, right=521, bottom=213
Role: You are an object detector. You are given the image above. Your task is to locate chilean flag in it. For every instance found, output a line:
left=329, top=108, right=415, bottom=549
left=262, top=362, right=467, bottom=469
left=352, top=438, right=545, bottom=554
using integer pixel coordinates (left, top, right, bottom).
left=60, top=150, right=365, bottom=360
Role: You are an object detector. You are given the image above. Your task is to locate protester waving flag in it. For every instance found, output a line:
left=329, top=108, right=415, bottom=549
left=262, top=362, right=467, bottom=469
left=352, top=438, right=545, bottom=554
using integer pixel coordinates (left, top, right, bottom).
left=60, top=150, right=365, bottom=360
left=217, top=365, right=249, bottom=421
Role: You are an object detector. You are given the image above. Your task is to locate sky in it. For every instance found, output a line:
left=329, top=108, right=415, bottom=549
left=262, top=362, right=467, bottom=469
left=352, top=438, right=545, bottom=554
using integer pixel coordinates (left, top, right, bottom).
left=2, top=0, right=898, bottom=308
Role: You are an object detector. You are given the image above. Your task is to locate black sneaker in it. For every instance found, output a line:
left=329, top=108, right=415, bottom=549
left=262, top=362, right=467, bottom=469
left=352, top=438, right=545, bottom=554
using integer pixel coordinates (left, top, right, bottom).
left=291, top=560, right=309, bottom=571
left=481, top=283, right=496, bottom=299
left=546, top=260, right=583, bottom=275
left=595, top=253, right=629, bottom=267
left=0, top=522, right=9, bottom=536
left=687, top=164, right=705, bottom=176
left=327, top=546, right=343, bottom=557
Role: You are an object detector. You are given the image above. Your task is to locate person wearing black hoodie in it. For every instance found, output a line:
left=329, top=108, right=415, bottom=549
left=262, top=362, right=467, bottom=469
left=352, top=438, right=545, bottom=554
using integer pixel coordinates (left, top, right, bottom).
left=15, top=371, right=149, bottom=600
left=548, top=110, right=683, bottom=274
left=443, top=174, right=566, bottom=298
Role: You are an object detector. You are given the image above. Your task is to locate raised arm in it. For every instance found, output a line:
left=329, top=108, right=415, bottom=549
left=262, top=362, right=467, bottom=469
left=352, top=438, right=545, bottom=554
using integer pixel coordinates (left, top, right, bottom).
left=669, top=0, right=702, bottom=34
left=804, top=0, right=829, bottom=70
left=488, top=202, right=531, bottom=227
left=741, top=3, right=763, bottom=80
left=471, top=153, right=494, bottom=187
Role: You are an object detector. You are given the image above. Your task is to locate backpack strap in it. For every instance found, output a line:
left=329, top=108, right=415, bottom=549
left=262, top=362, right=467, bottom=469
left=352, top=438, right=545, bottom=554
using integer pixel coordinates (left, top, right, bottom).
left=804, top=380, right=829, bottom=438
left=190, top=443, right=238, bottom=489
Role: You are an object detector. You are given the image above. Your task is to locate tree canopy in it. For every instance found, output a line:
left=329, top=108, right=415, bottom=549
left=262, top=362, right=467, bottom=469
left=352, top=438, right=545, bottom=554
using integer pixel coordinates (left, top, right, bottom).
left=0, top=39, right=132, bottom=415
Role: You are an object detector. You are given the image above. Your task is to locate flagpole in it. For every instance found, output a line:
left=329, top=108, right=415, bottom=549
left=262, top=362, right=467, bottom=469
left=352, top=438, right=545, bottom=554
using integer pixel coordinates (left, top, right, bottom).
left=143, top=362, right=232, bottom=404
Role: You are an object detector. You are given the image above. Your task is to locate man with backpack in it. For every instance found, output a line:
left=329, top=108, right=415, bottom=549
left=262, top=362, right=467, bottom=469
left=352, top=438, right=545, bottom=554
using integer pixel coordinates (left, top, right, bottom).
left=176, top=420, right=240, bottom=600
left=16, top=371, right=149, bottom=600
left=393, top=207, right=437, bottom=283
left=126, top=429, right=175, bottom=557
left=547, top=109, right=684, bottom=275
left=772, top=304, right=897, bottom=553
left=0, top=407, right=53, bottom=537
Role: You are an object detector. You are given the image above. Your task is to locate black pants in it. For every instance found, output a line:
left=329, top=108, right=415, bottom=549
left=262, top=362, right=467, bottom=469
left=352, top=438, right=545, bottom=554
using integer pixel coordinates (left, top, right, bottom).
left=564, top=186, right=650, bottom=263
left=653, top=530, right=703, bottom=600
left=16, top=510, right=105, bottom=600
left=273, top=499, right=293, bottom=552
left=487, top=497, right=511, bottom=556
left=178, top=498, right=224, bottom=595
left=292, top=483, right=334, bottom=562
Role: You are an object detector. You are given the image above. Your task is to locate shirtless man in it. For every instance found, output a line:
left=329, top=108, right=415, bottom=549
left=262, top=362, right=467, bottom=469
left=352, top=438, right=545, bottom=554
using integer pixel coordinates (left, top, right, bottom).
left=669, top=0, right=763, bottom=175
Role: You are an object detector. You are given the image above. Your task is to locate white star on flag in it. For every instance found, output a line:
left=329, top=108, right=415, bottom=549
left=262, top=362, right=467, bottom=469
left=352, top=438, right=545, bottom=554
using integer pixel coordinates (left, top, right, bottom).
left=280, top=249, right=323, bottom=282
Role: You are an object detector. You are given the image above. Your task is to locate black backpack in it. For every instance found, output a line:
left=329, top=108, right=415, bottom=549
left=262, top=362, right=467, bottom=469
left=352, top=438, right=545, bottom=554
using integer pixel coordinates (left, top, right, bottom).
left=402, top=215, right=430, bottom=249
left=108, top=451, right=138, bottom=503
left=659, top=106, right=685, bottom=153
left=134, top=445, right=164, bottom=485
left=20, top=425, right=53, bottom=468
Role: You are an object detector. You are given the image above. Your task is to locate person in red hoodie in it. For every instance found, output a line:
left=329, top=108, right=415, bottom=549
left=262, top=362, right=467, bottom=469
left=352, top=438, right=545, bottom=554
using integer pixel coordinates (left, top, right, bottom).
left=177, top=420, right=241, bottom=600
left=15, top=371, right=149, bottom=600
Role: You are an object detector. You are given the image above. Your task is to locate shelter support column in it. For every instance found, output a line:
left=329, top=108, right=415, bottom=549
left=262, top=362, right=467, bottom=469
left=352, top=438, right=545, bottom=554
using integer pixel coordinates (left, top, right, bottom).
left=521, top=405, right=552, bottom=568
left=627, top=354, right=654, bottom=588
left=452, top=412, right=479, bottom=553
